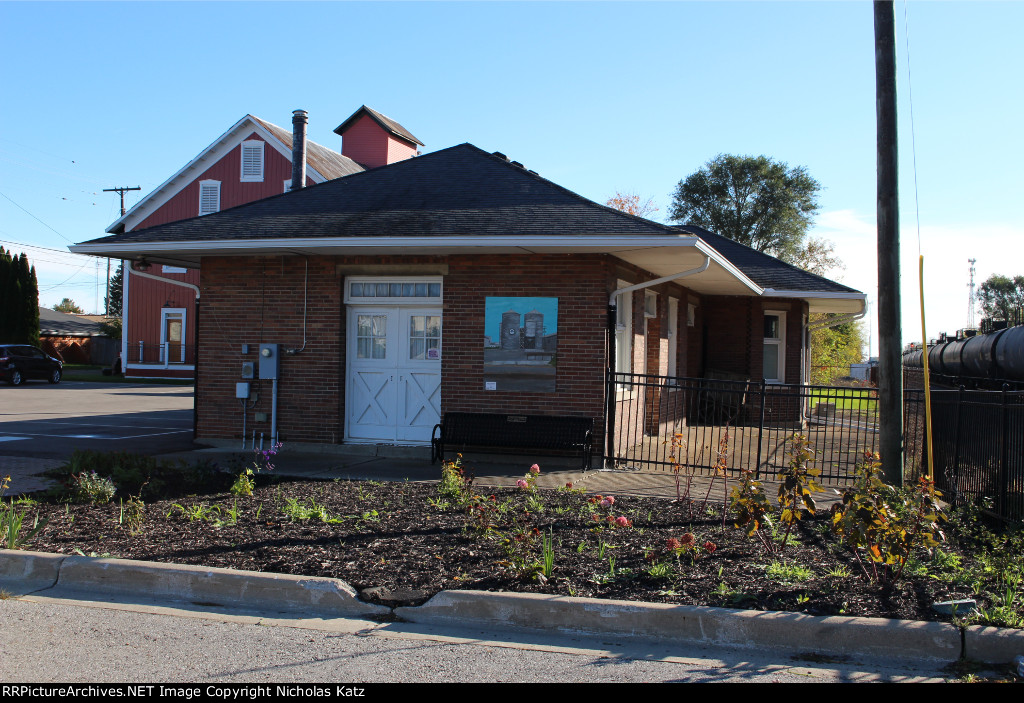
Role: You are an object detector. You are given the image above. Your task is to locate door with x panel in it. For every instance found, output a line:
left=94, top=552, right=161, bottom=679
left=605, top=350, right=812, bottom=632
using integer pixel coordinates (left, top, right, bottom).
left=346, top=307, right=441, bottom=443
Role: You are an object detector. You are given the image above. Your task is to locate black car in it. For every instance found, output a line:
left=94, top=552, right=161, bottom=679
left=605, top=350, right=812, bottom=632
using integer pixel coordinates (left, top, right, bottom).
left=0, top=344, right=63, bottom=385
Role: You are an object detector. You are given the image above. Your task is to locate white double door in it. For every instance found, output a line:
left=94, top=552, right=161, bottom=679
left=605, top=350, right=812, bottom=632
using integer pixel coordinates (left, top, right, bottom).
left=346, top=306, right=442, bottom=443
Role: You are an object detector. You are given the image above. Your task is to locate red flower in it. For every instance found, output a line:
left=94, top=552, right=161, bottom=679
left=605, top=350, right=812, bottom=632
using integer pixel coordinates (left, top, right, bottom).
left=703, top=541, right=717, bottom=554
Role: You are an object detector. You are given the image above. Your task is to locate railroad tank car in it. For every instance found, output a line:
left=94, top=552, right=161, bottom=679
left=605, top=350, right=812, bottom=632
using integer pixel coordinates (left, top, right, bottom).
left=903, top=325, right=1024, bottom=382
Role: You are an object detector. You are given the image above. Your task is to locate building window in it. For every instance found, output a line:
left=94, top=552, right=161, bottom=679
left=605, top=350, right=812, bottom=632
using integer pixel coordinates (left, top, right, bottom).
left=198, top=180, right=220, bottom=215
left=615, top=281, right=632, bottom=376
left=763, top=310, right=786, bottom=383
left=667, top=297, right=678, bottom=378
left=240, top=140, right=264, bottom=182
left=344, top=277, right=443, bottom=304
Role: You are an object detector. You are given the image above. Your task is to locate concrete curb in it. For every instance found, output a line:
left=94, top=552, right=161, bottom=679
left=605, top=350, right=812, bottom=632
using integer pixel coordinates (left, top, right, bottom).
left=0, top=549, right=389, bottom=619
left=396, top=590, right=964, bottom=662
left=3, top=550, right=1022, bottom=665
left=0, top=550, right=64, bottom=594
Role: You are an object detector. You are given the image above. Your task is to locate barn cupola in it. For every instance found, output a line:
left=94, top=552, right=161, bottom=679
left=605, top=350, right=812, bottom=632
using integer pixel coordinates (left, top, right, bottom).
left=334, top=105, right=423, bottom=170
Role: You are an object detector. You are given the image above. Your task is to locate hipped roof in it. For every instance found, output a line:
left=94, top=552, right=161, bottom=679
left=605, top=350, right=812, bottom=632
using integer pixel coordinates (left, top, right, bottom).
left=74, top=143, right=864, bottom=313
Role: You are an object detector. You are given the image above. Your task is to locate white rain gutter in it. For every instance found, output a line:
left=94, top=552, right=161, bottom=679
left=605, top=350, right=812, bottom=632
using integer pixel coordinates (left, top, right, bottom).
left=609, top=255, right=711, bottom=307
left=807, top=306, right=868, bottom=331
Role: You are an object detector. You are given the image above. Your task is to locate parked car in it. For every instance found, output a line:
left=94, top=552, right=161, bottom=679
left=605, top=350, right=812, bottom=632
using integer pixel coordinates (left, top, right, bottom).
left=0, top=344, right=63, bottom=385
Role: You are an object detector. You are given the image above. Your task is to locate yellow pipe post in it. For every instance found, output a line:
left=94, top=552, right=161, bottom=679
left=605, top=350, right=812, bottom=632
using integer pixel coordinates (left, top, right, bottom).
left=919, top=255, right=935, bottom=481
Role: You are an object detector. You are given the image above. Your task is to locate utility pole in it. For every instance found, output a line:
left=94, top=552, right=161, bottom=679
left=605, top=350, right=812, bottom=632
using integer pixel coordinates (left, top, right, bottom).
left=875, top=1, right=903, bottom=485
left=967, top=258, right=977, bottom=329
left=103, top=186, right=140, bottom=315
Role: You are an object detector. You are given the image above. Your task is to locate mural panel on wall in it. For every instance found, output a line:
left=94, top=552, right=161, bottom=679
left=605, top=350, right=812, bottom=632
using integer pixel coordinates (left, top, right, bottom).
left=483, top=297, right=558, bottom=392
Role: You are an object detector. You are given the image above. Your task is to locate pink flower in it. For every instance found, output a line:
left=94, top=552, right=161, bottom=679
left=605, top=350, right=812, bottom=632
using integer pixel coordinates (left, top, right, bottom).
left=604, top=495, right=615, bottom=505
left=666, top=538, right=682, bottom=551
left=703, top=541, right=717, bottom=554
left=516, top=479, right=528, bottom=489
left=615, top=516, right=631, bottom=527
left=529, top=464, right=540, bottom=474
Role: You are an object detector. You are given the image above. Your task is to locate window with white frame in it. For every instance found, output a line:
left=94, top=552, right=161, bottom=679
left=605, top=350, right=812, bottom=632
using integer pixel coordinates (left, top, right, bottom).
left=614, top=282, right=632, bottom=377
left=198, top=180, right=220, bottom=215
left=240, top=140, right=264, bottom=182
left=667, top=297, right=679, bottom=378
left=763, top=310, right=786, bottom=383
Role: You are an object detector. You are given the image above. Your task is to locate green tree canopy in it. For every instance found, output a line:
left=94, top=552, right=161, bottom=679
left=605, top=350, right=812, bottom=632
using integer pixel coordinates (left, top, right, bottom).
left=977, top=274, right=1024, bottom=328
left=54, top=298, right=85, bottom=314
left=669, top=154, right=821, bottom=264
left=105, top=261, right=123, bottom=317
left=0, top=246, right=39, bottom=345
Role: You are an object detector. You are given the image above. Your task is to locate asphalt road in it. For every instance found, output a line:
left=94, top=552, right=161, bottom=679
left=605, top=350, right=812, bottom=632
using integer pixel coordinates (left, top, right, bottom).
left=0, top=382, right=195, bottom=459
left=0, top=597, right=950, bottom=683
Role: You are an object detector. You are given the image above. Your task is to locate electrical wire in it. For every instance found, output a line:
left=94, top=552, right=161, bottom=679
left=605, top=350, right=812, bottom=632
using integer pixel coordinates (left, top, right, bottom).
left=0, top=189, right=74, bottom=242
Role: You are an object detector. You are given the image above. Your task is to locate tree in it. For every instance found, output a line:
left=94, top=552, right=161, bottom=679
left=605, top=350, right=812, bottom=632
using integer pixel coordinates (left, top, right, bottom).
left=105, top=262, right=124, bottom=317
left=791, top=237, right=843, bottom=278
left=54, top=298, right=85, bottom=314
left=669, top=154, right=821, bottom=264
left=0, top=246, right=39, bottom=345
left=810, top=319, right=866, bottom=384
left=977, top=274, right=1024, bottom=328
left=606, top=191, right=659, bottom=219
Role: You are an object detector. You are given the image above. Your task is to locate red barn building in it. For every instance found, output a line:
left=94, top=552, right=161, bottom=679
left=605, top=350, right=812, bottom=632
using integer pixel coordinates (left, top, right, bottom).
left=105, top=107, right=422, bottom=378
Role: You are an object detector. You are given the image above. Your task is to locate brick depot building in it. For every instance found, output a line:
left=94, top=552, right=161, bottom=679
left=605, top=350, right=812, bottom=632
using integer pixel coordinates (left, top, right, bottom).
left=73, top=143, right=865, bottom=465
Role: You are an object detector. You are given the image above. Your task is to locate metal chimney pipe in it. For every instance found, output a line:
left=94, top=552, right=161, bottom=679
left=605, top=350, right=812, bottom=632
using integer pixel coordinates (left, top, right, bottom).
left=291, top=109, right=308, bottom=191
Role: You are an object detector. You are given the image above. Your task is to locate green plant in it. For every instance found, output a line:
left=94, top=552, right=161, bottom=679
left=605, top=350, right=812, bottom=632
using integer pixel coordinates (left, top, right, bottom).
left=541, top=529, right=555, bottom=578
left=169, top=502, right=221, bottom=522
left=119, top=496, right=145, bottom=535
left=515, top=464, right=542, bottom=493
left=830, top=453, right=946, bottom=584
left=69, top=471, right=117, bottom=505
left=231, top=469, right=256, bottom=497
left=438, top=456, right=473, bottom=506
left=766, top=560, right=814, bottom=584
left=1, top=502, right=48, bottom=550
left=775, top=434, right=822, bottom=550
left=730, top=468, right=775, bottom=553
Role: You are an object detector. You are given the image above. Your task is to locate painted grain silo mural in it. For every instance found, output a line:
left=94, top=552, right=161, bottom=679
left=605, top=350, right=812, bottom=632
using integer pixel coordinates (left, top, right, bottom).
left=483, top=297, right=558, bottom=392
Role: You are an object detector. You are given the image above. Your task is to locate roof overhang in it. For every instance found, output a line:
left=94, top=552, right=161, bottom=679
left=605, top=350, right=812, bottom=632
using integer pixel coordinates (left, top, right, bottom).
left=71, top=234, right=766, bottom=297
left=71, top=234, right=864, bottom=307
left=762, top=288, right=867, bottom=315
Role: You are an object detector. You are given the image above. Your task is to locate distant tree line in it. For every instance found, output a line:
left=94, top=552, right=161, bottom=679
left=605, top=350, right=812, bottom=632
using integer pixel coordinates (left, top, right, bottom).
left=0, top=246, right=40, bottom=345
left=978, top=274, right=1024, bottom=329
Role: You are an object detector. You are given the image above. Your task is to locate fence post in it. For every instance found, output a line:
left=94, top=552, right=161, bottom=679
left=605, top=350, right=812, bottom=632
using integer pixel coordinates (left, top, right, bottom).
left=999, top=384, right=1009, bottom=519
left=755, top=379, right=766, bottom=479
left=950, top=385, right=964, bottom=505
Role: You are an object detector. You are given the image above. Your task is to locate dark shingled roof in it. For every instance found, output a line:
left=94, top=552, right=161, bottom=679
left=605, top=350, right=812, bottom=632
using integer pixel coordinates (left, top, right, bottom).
left=673, top=225, right=859, bottom=294
left=39, top=307, right=103, bottom=337
left=334, top=105, right=424, bottom=147
left=81, top=143, right=677, bottom=245
left=77, top=143, right=861, bottom=299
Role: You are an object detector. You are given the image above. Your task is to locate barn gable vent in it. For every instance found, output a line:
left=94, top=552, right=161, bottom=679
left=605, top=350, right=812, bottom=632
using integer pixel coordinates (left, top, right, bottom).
left=199, top=180, right=221, bottom=215
left=240, top=140, right=264, bottom=182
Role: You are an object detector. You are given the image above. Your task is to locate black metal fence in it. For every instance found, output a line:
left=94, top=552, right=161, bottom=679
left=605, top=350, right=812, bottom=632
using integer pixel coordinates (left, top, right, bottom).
left=608, top=372, right=882, bottom=482
left=905, top=387, right=1024, bottom=523
left=608, top=372, right=1024, bottom=521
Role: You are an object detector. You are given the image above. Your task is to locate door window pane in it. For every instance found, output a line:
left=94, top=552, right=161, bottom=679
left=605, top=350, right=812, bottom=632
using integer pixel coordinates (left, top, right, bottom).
left=356, top=314, right=387, bottom=359
left=409, top=315, right=441, bottom=360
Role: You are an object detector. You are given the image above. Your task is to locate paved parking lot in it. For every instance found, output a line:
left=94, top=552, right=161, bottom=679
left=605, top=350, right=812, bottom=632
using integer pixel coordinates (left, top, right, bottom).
left=0, top=382, right=195, bottom=492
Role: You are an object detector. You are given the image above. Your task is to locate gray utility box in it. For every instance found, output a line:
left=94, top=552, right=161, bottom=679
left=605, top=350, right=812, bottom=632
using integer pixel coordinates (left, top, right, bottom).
left=258, top=344, right=279, bottom=380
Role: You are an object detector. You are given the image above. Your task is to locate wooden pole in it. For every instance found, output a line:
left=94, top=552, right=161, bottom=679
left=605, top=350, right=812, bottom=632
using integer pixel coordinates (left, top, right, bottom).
left=875, top=0, right=903, bottom=485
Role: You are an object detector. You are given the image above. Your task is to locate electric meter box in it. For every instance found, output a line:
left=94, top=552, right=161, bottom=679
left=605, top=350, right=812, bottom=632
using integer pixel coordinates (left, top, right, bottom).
left=258, top=343, right=279, bottom=380
left=241, top=362, right=255, bottom=379
left=236, top=382, right=251, bottom=400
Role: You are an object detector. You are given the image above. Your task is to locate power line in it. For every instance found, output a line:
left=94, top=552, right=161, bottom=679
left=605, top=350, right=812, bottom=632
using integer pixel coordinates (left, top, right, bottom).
left=0, top=188, right=74, bottom=242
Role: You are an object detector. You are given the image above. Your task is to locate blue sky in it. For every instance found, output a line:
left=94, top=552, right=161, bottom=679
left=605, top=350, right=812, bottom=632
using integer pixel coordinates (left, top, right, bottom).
left=1, top=1, right=1021, bottom=355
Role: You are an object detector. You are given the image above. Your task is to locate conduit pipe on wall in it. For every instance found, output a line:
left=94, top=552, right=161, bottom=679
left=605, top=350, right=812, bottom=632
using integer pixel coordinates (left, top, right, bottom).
left=128, top=264, right=201, bottom=299
left=607, top=256, right=710, bottom=308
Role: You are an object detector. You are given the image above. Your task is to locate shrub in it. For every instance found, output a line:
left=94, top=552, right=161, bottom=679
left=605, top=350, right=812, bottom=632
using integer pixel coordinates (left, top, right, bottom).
left=70, top=471, right=117, bottom=505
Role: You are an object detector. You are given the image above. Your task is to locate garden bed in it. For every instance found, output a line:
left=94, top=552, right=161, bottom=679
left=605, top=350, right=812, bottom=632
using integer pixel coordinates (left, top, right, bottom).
left=12, top=457, right=1021, bottom=628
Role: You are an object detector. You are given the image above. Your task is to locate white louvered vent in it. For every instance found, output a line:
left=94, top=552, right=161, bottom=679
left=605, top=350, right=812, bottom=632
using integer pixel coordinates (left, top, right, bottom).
left=240, top=140, right=264, bottom=182
left=199, top=180, right=220, bottom=215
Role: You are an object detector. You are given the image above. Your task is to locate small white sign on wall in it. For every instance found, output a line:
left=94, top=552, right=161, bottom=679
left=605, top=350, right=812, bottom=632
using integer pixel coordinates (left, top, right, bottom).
left=485, top=381, right=497, bottom=391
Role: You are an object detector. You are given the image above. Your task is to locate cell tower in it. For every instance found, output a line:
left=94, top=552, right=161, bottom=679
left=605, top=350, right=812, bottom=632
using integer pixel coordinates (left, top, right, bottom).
left=967, top=258, right=977, bottom=329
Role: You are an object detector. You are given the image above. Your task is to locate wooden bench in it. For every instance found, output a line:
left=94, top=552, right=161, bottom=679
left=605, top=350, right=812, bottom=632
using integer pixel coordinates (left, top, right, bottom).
left=431, top=413, right=594, bottom=471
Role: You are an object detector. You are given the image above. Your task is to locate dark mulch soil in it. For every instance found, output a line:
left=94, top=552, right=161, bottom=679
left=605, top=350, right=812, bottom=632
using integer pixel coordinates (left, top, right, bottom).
left=22, top=473, right=985, bottom=622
